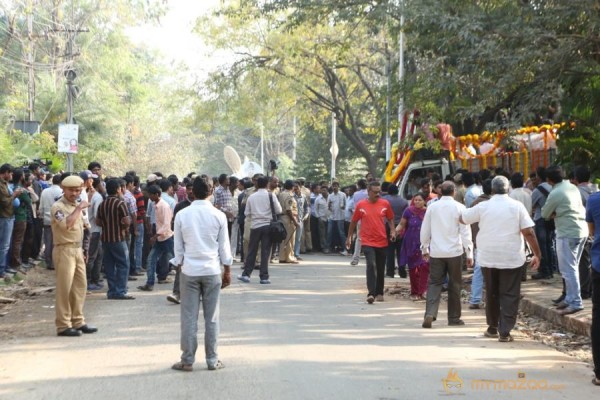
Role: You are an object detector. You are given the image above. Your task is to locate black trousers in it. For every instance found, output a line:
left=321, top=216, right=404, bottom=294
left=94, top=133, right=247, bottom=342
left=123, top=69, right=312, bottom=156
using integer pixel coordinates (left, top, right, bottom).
left=482, top=266, right=522, bottom=336
left=243, top=225, right=272, bottom=281
left=363, top=245, right=386, bottom=297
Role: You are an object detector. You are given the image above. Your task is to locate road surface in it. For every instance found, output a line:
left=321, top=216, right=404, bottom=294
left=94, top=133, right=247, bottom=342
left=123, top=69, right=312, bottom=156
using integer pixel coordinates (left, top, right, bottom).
left=0, top=253, right=595, bottom=399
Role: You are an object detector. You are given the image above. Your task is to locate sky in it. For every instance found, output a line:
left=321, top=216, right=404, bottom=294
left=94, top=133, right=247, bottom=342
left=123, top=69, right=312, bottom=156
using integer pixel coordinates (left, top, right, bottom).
left=126, top=0, right=228, bottom=80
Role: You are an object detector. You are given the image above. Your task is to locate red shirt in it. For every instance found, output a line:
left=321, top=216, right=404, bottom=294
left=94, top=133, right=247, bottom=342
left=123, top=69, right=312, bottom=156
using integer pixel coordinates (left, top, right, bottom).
left=352, top=198, right=394, bottom=248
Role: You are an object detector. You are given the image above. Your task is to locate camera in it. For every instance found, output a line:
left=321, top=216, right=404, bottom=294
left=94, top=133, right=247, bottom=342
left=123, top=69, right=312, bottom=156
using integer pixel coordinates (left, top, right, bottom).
left=269, top=159, right=279, bottom=171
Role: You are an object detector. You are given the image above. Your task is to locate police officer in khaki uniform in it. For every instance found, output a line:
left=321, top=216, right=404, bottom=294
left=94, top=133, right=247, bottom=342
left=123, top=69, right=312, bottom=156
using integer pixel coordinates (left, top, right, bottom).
left=278, top=180, right=299, bottom=264
left=51, top=175, right=97, bottom=337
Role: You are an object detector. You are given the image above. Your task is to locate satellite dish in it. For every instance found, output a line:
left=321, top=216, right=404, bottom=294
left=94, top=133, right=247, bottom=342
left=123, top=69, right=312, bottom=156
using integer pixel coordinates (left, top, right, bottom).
left=224, top=146, right=242, bottom=175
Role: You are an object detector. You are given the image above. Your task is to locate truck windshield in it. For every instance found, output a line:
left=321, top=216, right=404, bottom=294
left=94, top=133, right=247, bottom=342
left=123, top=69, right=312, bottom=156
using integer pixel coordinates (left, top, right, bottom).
left=402, top=165, right=445, bottom=200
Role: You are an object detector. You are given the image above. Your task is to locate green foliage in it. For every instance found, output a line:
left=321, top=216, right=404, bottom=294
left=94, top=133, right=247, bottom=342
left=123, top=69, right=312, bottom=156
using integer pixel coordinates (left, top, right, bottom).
left=556, top=124, right=600, bottom=179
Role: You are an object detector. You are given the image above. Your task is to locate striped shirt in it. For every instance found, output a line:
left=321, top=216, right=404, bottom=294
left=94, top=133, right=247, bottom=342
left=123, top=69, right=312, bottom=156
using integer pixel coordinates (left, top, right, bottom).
left=133, top=188, right=146, bottom=223
left=97, top=195, right=130, bottom=243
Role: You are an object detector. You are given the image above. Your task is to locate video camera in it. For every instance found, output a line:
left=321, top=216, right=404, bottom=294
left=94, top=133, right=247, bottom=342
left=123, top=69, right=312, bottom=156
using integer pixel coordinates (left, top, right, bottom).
left=21, top=158, right=52, bottom=174
left=269, top=159, right=279, bottom=172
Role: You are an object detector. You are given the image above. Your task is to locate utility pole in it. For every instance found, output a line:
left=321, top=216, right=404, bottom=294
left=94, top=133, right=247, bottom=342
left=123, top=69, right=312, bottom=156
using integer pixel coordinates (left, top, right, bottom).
left=292, top=115, right=297, bottom=162
left=397, top=0, right=405, bottom=144
left=52, top=26, right=88, bottom=172
left=27, top=2, right=35, bottom=122
left=385, top=39, right=391, bottom=162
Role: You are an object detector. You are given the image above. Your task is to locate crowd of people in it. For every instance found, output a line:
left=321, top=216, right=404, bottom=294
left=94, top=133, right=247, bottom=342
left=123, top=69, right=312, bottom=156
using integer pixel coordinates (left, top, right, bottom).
left=0, top=159, right=598, bottom=383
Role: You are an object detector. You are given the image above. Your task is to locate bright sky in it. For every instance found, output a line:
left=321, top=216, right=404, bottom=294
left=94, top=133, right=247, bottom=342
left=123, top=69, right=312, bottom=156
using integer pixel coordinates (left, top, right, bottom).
left=127, top=0, right=228, bottom=80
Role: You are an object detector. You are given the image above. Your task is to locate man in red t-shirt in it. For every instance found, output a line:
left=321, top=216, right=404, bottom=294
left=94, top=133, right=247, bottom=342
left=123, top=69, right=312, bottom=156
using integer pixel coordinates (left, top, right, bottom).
left=346, top=181, right=396, bottom=304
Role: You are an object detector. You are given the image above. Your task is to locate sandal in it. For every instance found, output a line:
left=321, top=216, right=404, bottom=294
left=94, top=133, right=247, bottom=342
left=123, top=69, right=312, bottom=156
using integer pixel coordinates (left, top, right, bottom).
left=171, top=362, right=193, bottom=372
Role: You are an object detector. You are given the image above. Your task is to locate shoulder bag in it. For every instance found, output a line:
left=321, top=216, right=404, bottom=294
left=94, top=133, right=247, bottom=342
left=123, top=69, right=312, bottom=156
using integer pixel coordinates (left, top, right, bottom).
left=268, top=192, right=287, bottom=243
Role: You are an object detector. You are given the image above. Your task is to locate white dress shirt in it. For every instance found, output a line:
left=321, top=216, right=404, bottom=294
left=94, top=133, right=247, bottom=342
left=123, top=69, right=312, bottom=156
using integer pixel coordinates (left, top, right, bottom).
left=462, top=194, right=534, bottom=269
left=420, top=196, right=473, bottom=258
left=245, top=189, right=282, bottom=229
left=39, top=185, right=63, bottom=226
left=509, top=187, right=532, bottom=216
left=315, top=195, right=329, bottom=221
left=172, top=199, right=232, bottom=276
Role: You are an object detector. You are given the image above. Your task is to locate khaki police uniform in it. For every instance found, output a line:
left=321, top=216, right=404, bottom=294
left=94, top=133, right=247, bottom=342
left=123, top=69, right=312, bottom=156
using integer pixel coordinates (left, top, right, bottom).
left=51, top=177, right=87, bottom=334
left=278, top=190, right=298, bottom=262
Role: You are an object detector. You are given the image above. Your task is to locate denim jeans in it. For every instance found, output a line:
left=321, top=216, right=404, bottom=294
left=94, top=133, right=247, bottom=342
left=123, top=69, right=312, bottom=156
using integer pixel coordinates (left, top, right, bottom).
left=556, top=237, right=586, bottom=309
left=326, top=219, right=345, bottom=250
left=145, top=236, right=174, bottom=286
left=179, top=272, right=221, bottom=367
left=470, top=249, right=484, bottom=305
left=363, top=245, right=386, bottom=297
left=87, top=232, right=103, bottom=284
left=134, top=222, right=144, bottom=272
left=0, top=217, right=15, bottom=275
left=534, top=219, right=555, bottom=277
left=103, top=241, right=130, bottom=298
left=294, top=221, right=303, bottom=258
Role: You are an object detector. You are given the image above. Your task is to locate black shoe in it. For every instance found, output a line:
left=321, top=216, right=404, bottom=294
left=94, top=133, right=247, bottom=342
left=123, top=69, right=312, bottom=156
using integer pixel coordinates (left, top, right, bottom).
left=108, top=294, right=136, bottom=300
left=448, top=319, right=465, bottom=326
left=398, top=266, right=408, bottom=278
left=57, top=328, right=82, bottom=337
left=531, top=273, right=552, bottom=280
left=128, top=276, right=137, bottom=281
left=76, top=324, right=98, bottom=334
left=552, top=293, right=566, bottom=305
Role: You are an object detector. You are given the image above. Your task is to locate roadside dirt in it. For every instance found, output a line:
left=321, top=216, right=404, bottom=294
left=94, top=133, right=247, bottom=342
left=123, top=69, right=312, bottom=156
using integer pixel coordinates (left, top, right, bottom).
left=0, top=267, right=57, bottom=340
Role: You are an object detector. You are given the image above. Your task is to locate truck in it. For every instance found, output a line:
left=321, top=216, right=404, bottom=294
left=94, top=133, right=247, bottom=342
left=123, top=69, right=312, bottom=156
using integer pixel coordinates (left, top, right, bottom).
left=388, top=124, right=561, bottom=200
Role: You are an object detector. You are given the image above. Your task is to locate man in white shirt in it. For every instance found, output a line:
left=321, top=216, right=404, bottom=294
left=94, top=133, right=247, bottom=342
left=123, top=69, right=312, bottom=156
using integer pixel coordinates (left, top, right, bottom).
left=327, top=181, right=347, bottom=254
left=171, top=177, right=232, bottom=372
left=238, top=176, right=282, bottom=284
left=350, top=179, right=369, bottom=264
left=315, top=186, right=330, bottom=253
left=509, top=173, right=532, bottom=215
left=420, top=181, right=473, bottom=328
left=461, top=176, right=541, bottom=342
left=39, top=175, right=63, bottom=270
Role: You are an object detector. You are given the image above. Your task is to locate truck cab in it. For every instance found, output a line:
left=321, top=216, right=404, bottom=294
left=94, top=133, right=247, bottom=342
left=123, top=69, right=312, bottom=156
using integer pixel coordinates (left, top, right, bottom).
left=397, top=159, right=452, bottom=200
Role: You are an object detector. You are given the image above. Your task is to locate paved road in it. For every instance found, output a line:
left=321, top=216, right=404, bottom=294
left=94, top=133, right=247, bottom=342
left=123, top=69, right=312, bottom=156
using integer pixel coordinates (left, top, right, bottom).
left=0, top=254, right=595, bottom=399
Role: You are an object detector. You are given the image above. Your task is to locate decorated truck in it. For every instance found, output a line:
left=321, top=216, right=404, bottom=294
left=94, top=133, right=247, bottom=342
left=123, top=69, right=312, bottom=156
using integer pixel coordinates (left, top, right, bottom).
left=384, top=113, right=564, bottom=200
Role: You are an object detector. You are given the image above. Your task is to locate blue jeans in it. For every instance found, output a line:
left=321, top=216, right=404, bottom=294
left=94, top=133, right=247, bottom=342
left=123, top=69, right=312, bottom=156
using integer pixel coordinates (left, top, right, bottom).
left=134, top=222, right=144, bottom=271
left=294, top=221, right=304, bottom=258
left=326, top=219, right=345, bottom=250
left=470, top=249, right=484, bottom=304
left=145, top=236, right=174, bottom=286
left=103, top=241, right=130, bottom=298
left=556, top=237, right=586, bottom=309
left=0, top=217, right=15, bottom=276
left=180, top=272, right=221, bottom=367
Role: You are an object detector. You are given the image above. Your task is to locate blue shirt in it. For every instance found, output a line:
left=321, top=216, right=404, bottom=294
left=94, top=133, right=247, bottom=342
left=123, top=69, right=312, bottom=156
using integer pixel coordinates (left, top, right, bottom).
left=585, top=192, right=600, bottom=273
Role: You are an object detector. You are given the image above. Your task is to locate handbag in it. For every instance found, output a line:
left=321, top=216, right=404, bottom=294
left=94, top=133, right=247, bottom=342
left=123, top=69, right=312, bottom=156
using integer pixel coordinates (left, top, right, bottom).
left=268, top=193, right=287, bottom=243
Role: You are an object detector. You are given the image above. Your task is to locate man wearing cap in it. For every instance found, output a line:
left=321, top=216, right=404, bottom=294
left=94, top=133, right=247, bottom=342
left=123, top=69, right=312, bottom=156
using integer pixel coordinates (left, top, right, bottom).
left=51, top=174, right=97, bottom=336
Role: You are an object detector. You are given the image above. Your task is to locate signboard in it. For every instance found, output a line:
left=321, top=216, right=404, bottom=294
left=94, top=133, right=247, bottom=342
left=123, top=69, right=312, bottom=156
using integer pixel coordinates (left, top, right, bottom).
left=58, top=124, right=79, bottom=154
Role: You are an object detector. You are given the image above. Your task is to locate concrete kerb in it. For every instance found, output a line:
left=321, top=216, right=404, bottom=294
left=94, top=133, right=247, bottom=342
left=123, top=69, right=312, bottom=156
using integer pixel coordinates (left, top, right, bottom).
left=519, top=277, right=592, bottom=338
